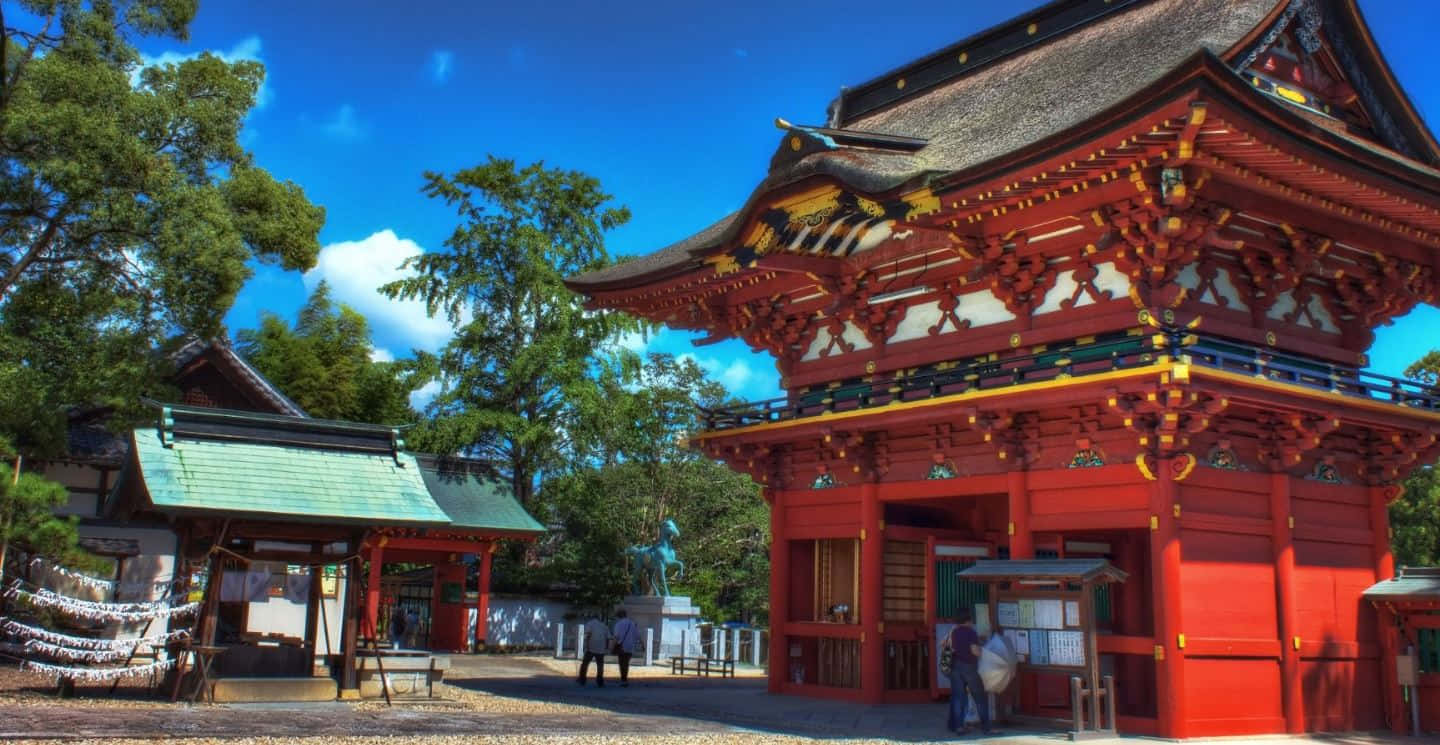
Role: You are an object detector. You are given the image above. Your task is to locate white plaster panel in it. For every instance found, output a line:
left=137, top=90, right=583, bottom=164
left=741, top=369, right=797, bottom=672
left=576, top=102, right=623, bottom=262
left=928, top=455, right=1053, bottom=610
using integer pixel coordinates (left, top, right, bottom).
left=1035, top=270, right=1077, bottom=314
left=962, top=289, right=1017, bottom=327
left=1268, top=290, right=1296, bottom=321
left=888, top=300, right=942, bottom=344
left=1092, top=262, right=1129, bottom=297
left=841, top=320, right=873, bottom=351
left=801, top=320, right=873, bottom=361
left=1211, top=269, right=1248, bottom=311
left=1306, top=296, right=1338, bottom=333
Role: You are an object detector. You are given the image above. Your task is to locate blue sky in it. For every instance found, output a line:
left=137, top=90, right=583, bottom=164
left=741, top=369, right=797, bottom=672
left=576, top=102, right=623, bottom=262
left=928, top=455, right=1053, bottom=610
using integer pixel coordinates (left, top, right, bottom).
left=143, top=0, right=1440, bottom=403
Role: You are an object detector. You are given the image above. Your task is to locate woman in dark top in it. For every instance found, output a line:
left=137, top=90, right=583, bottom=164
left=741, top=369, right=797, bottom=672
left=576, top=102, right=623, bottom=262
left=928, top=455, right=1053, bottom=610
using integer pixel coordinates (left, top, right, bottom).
left=943, top=609, right=995, bottom=735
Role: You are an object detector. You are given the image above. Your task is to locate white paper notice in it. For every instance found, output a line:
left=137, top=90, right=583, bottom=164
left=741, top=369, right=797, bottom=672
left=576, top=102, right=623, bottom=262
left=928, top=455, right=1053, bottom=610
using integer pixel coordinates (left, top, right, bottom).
left=1064, top=600, right=1081, bottom=627
left=1017, top=599, right=1036, bottom=628
left=1034, top=599, right=1064, bottom=630
left=997, top=601, right=1020, bottom=628
left=1015, top=629, right=1031, bottom=656
left=975, top=603, right=991, bottom=637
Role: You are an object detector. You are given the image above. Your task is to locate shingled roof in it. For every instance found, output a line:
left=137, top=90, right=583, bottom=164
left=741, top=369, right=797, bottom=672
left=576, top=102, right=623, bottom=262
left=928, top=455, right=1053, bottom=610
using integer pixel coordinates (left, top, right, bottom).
left=567, top=0, right=1438, bottom=292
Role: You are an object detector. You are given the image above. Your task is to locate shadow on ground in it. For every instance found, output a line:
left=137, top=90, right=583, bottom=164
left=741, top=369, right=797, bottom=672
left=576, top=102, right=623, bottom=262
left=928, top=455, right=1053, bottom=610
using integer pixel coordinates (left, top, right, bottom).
left=446, top=655, right=1064, bottom=743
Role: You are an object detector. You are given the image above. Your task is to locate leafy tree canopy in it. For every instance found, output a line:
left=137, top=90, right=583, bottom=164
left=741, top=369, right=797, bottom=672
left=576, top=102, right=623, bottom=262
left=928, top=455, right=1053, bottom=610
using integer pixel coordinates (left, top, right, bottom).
left=1392, top=349, right=1440, bottom=567
left=381, top=157, right=639, bottom=507
left=0, top=0, right=324, bottom=457
left=544, top=353, right=769, bottom=622
left=235, top=281, right=417, bottom=425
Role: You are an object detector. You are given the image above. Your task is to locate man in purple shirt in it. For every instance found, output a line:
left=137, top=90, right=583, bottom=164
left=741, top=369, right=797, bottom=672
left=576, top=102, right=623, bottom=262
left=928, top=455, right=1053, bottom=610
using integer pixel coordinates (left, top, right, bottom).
left=944, top=608, right=994, bottom=735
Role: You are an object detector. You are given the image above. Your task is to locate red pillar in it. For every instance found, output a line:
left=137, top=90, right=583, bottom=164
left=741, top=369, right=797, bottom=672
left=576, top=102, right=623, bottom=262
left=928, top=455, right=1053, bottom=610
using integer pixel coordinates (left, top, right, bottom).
left=860, top=482, right=884, bottom=704
left=364, top=543, right=384, bottom=639
left=1270, top=473, right=1304, bottom=733
left=1150, top=457, right=1187, bottom=739
left=1007, top=470, right=1033, bottom=559
left=767, top=489, right=788, bottom=694
left=476, top=541, right=494, bottom=648
left=1369, top=486, right=1402, bottom=732
left=1368, top=486, right=1395, bottom=582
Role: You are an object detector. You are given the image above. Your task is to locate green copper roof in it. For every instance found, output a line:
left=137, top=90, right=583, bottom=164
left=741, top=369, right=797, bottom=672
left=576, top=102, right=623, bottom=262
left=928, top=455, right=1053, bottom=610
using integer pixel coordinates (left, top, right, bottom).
left=131, top=427, right=450, bottom=526
left=416, top=456, right=545, bottom=535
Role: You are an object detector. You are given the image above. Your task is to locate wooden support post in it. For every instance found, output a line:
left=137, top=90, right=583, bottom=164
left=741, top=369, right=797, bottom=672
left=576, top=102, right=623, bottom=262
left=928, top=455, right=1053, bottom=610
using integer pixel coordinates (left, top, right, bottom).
left=305, top=544, right=324, bottom=671
left=1270, top=473, right=1304, bottom=733
left=1007, top=471, right=1033, bottom=559
left=339, top=554, right=361, bottom=695
left=1150, top=457, right=1187, bottom=739
left=860, top=482, right=884, bottom=704
left=364, top=543, right=383, bottom=642
left=1377, top=608, right=1405, bottom=734
left=768, top=489, right=789, bottom=693
left=476, top=541, right=494, bottom=649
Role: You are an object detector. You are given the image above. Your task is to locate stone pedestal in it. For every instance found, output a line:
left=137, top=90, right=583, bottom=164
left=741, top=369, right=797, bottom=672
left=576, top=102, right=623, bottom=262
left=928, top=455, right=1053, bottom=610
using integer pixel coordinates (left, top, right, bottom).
left=620, top=595, right=701, bottom=659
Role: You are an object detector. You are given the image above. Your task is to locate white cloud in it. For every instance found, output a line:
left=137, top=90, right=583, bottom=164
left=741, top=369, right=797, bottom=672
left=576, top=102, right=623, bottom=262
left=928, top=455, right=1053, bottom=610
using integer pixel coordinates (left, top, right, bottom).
left=612, top=330, right=650, bottom=355
left=369, top=346, right=395, bottom=363
left=320, top=104, right=367, bottom=141
left=409, top=380, right=442, bottom=411
left=304, top=229, right=454, bottom=352
left=428, top=50, right=454, bottom=84
left=139, top=36, right=272, bottom=109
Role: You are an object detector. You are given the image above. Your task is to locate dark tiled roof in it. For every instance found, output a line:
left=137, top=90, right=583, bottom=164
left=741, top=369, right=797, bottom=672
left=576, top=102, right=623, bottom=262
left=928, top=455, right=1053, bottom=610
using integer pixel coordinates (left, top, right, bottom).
left=1363, top=566, right=1440, bottom=600
left=415, top=455, right=545, bottom=535
left=568, top=0, right=1278, bottom=290
left=959, top=558, right=1129, bottom=584
left=65, top=410, right=128, bottom=465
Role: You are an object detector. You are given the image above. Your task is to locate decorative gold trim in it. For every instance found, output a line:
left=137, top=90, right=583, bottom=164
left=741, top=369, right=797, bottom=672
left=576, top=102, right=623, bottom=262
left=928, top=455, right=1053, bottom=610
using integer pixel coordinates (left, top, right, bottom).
left=693, top=362, right=1175, bottom=442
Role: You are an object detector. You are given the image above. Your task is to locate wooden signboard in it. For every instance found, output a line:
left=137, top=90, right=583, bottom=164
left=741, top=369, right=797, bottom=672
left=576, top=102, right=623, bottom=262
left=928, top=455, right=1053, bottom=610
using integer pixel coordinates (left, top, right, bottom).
left=957, top=559, right=1126, bottom=739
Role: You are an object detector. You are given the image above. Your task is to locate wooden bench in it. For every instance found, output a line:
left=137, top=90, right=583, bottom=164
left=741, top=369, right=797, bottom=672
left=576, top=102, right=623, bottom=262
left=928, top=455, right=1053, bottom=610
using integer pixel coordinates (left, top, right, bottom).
left=670, top=656, right=734, bottom=678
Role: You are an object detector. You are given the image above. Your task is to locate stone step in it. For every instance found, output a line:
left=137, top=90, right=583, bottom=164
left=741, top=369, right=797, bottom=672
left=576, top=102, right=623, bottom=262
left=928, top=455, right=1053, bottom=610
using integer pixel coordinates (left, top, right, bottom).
left=211, top=676, right=338, bottom=703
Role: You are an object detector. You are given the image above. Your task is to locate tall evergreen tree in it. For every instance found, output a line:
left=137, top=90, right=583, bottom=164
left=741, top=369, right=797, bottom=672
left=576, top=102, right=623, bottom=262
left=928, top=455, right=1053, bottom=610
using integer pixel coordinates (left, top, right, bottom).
left=236, top=282, right=417, bottom=424
left=381, top=157, right=637, bottom=507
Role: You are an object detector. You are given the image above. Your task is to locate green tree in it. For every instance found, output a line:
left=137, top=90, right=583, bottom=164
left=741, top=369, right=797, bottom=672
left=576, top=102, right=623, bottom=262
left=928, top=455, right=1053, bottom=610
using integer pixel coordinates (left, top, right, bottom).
left=381, top=157, right=637, bottom=508
left=1391, top=350, right=1440, bottom=567
left=236, top=282, right=417, bottom=424
left=0, top=456, right=84, bottom=583
left=547, top=353, right=769, bottom=622
left=0, top=0, right=325, bottom=456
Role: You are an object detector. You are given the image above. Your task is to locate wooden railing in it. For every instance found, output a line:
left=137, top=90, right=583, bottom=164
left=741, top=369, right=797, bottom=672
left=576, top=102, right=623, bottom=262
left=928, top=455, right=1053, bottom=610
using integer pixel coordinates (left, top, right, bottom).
left=698, top=328, right=1440, bottom=432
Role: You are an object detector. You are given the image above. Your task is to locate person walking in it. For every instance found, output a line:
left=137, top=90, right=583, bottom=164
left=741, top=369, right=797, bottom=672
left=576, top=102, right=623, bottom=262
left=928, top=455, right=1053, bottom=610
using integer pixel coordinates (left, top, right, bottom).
left=577, top=613, right=612, bottom=687
left=389, top=604, right=407, bottom=648
left=942, top=608, right=995, bottom=736
left=611, top=609, right=638, bottom=687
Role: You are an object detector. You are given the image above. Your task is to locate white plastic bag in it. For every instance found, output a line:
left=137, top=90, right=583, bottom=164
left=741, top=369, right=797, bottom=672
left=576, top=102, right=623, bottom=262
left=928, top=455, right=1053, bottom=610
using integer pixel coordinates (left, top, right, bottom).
left=979, top=633, right=1017, bottom=692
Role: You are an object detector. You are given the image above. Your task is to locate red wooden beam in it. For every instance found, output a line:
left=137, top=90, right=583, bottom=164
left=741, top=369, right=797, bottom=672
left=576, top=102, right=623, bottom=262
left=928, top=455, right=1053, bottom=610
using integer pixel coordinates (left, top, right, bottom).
left=379, top=536, right=491, bottom=554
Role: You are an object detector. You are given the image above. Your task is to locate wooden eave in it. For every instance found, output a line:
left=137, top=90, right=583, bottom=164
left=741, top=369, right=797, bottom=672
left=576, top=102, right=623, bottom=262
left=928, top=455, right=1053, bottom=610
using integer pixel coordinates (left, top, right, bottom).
left=589, top=49, right=1440, bottom=321
left=1332, top=0, right=1440, bottom=165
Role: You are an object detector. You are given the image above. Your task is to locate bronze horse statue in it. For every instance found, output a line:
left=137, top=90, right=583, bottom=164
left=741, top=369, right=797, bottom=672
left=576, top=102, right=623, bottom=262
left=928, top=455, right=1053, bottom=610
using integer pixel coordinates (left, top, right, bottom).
left=626, top=518, right=684, bottom=596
